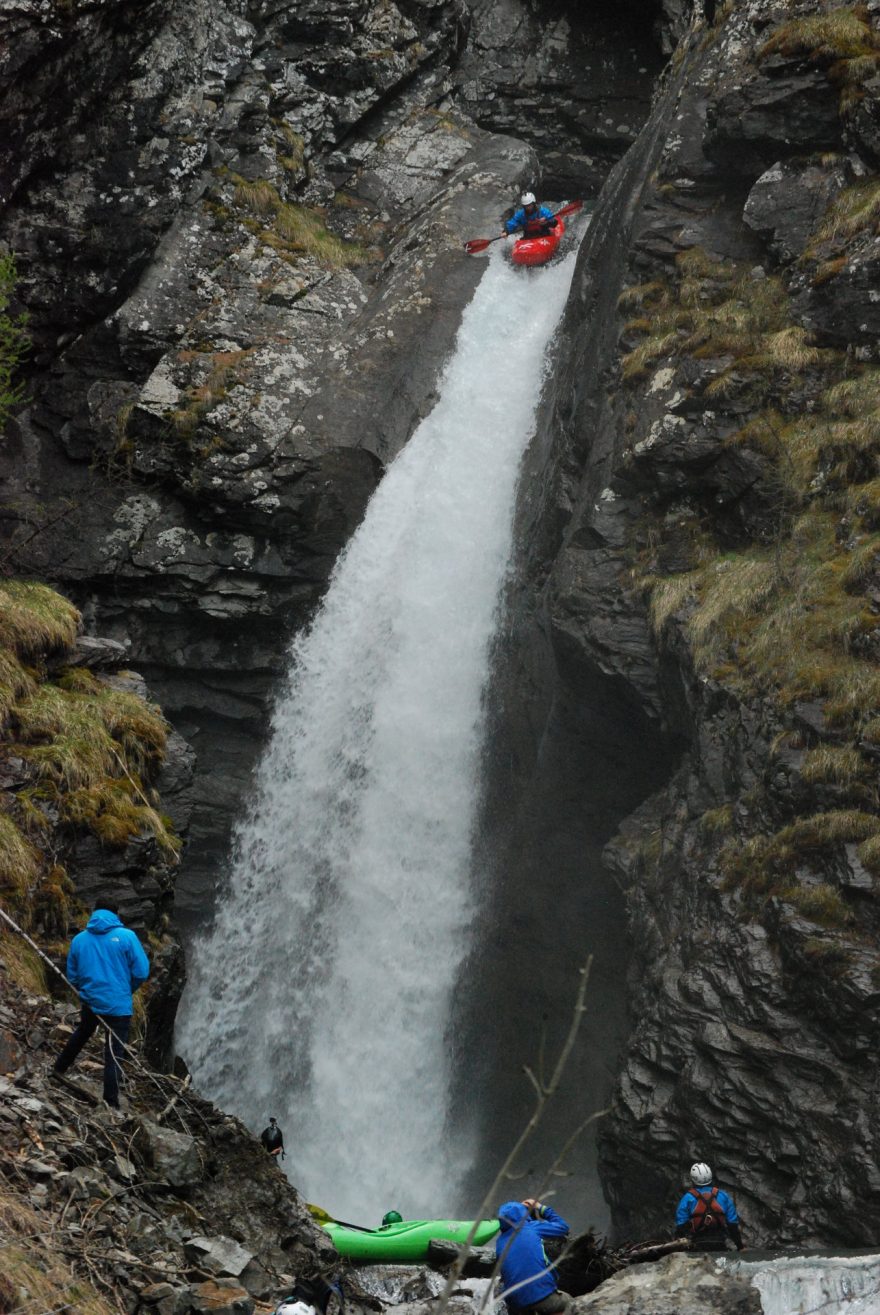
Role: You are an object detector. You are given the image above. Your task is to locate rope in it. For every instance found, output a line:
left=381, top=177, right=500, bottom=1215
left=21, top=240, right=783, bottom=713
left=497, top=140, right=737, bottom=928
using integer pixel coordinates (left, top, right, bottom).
left=0, top=905, right=201, bottom=1134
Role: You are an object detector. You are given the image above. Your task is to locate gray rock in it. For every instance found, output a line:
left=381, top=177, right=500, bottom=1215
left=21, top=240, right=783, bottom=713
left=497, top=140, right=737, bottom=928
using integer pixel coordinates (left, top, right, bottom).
left=137, top=1119, right=204, bottom=1189
left=183, top=1236, right=254, bottom=1279
left=743, top=158, right=849, bottom=264
left=138, top=1283, right=192, bottom=1315
left=63, top=635, right=129, bottom=669
left=571, top=1253, right=760, bottom=1314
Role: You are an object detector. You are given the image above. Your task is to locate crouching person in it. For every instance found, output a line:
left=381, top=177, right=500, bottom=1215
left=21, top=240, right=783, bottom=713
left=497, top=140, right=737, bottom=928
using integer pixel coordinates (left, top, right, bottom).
left=496, top=1198, right=570, bottom=1315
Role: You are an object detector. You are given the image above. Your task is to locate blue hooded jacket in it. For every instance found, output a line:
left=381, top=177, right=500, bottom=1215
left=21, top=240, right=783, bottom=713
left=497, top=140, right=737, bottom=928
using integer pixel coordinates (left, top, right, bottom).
left=67, top=910, right=150, bottom=1016
left=505, top=204, right=556, bottom=236
left=495, top=1202, right=569, bottom=1309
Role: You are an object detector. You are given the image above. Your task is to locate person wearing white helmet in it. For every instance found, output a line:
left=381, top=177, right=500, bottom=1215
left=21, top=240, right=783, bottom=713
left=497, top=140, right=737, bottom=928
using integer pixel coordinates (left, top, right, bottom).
left=503, top=191, right=556, bottom=239
left=674, top=1162, right=745, bottom=1251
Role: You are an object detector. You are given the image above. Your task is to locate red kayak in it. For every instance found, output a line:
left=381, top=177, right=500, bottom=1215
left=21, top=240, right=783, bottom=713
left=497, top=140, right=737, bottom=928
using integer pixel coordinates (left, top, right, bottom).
left=510, top=219, right=565, bottom=268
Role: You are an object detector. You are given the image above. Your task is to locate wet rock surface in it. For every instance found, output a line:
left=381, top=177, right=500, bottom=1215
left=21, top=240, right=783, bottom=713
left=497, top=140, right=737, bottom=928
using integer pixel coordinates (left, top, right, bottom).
left=452, top=0, right=663, bottom=195
left=491, top=0, right=880, bottom=1250
left=0, top=0, right=542, bottom=921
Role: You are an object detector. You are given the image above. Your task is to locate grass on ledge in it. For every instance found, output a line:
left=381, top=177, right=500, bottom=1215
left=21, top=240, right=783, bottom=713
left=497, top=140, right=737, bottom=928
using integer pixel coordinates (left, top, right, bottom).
left=758, top=6, right=880, bottom=111
left=719, top=809, right=879, bottom=921
left=231, top=174, right=370, bottom=268
left=619, top=248, right=836, bottom=392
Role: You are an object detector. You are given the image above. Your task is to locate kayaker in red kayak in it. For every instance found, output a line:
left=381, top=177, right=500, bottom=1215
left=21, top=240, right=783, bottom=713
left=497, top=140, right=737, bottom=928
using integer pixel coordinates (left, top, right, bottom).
left=503, top=192, right=556, bottom=239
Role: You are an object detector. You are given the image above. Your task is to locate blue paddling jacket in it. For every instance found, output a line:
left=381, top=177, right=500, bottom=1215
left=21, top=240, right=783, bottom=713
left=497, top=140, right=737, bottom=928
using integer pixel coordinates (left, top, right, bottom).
left=675, top=1185, right=741, bottom=1242
left=495, top=1201, right=569, bottom=1309
left=505, top=204, right=556, bottom=237
left=67, top=910, right=150, bottom=1016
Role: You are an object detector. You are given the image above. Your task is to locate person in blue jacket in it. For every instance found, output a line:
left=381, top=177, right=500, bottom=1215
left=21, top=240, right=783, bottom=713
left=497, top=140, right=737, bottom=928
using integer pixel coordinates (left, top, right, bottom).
left=495, top=1198, right=570, bottom=1314
left=503, top=193, right=556, bottom=239
left=53, top=899, right=150, bottom=1109
left=675, top=1162, right=745, bottom=1251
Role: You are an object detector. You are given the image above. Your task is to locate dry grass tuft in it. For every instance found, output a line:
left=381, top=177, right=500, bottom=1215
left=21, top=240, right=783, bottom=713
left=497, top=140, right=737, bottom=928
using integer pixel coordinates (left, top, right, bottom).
left=784, top=881, right=851, bottom=928
left=0, top=813, right=40, bottom=898
left=700, top=804, right=735, bottom=836
left=229, top=173, right=369, bottom=268
left=0, top=926, right=47, bottom=994
left=0, top=581, right=79, bottom=661
left=856, top=833, right=880, bottom=875
left=801, top=744, right=871, bottom=786
left=0, top=1184, right=113, bottom=1315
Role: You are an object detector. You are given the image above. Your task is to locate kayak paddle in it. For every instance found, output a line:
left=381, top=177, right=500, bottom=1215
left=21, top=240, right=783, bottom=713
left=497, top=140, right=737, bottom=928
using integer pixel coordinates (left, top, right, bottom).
left=463, top=199, right=583, bottom=255
left=306, top=1202, right=377, bottom=1233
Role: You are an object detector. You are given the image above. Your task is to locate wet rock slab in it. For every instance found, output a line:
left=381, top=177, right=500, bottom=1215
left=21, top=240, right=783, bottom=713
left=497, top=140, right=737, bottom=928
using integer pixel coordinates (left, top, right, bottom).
left=571, top=1254, right=761, bottom=1314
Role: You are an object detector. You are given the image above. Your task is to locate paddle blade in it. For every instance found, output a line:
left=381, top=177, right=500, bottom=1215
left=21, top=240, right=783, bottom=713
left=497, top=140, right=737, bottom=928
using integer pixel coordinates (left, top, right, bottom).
left=464, top=237, right=492, bottom=255
left=555, top=200, right=583, bottom=220
left=307, top=1203, right=335, bottom=1223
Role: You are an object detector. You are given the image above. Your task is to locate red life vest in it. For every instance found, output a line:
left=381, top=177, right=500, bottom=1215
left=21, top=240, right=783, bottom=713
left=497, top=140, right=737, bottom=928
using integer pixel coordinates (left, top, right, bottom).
left=688, top=1187, right=727, bottom=1232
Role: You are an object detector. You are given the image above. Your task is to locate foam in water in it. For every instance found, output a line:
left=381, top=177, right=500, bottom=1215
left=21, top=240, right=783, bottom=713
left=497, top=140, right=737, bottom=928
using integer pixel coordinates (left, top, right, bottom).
left=177, top=238, right=581, bottom=1220
left=725, top=1253, right=880, bottom=1315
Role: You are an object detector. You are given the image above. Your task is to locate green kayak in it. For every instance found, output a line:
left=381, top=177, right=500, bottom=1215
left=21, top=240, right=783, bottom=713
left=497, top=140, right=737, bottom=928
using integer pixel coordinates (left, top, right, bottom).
left=322, top=1217, right=500, bottom=1262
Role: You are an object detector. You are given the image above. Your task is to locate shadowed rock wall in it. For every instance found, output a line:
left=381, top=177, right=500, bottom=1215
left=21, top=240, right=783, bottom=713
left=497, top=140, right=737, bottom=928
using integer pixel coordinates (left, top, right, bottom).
left=498, top=0, right=880, bottom=1246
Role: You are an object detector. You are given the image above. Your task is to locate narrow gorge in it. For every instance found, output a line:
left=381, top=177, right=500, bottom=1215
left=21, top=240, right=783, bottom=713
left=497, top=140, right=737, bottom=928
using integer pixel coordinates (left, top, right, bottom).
left=1, top=0, right=880, bottom=1310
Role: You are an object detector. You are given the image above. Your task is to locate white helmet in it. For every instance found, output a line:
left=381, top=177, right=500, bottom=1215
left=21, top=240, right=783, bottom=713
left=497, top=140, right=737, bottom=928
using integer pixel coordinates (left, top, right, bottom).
left=520, top=191, right=537, bottom=206
left=690, top=1162, right=713, bottom=1186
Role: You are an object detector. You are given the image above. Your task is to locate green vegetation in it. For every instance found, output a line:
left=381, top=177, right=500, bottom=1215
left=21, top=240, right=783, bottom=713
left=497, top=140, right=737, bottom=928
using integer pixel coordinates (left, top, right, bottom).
left=759, top=6, right=880, bottom=111
left=699, top=803, right=735, bottom=836
left=620, top=249, right=835, bottom=396
left=630, top=251, right=880, bottom=739
left=803, top=179, right=880, bottom=284
left=273, top=121, right=306, bottom=174
left=0, top=252, right=28, bottom=435
left=0, top=586, right=180, bottom=958
left=168, top=348, right=251, bottom=443
left=0, top=580, right=79, bottom=660
left=230, top=174, right=370, bottom=268
left=719, top=809, right=878, bottom=918
left=800, top=935, right=852, bottom=973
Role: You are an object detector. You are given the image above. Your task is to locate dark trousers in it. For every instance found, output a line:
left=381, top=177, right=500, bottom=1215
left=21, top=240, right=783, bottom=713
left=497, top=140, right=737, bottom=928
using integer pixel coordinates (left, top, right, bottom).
left=55, top=1004, right=131, bottom=1106
left=516, top=1294, right=569, bottom=1315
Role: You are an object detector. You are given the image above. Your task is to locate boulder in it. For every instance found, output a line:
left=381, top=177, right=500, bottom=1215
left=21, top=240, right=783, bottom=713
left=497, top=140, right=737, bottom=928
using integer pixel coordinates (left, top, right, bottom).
left=137, top=1119, right=203, bottom=1189
left=743, top=159, right=849, bottom=264
left=138, top=1283, right=191, bottom=1315
left=571, top=1254, right=761, bottom=1313
left=187, top=1280, right=255, bottom=1315
left=183, top=1236, right=253, bottom=1279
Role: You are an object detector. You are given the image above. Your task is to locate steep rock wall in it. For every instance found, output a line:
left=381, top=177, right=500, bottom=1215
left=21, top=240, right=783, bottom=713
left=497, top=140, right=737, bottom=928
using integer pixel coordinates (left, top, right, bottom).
left=505, top=0, right=880, bottom=1246
left=0, top=0, right=536, bottom=920
left=0, top=0, right=664, bottom=926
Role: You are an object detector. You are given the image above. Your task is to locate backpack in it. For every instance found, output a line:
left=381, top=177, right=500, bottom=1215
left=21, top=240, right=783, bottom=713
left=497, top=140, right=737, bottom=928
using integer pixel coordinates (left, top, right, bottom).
left=688, top=1187, right=727, bottom=1233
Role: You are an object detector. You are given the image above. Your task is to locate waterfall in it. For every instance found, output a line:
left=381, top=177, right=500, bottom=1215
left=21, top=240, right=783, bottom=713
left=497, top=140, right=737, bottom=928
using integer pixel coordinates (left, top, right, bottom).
left=177, top=236, right=581, bottom=1221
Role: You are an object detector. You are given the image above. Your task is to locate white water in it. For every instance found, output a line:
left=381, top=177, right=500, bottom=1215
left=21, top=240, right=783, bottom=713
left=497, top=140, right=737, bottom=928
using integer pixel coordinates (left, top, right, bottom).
left=725, top=1253, right=880, bottom=1315
left=177, top=238, right=581, bottom=1220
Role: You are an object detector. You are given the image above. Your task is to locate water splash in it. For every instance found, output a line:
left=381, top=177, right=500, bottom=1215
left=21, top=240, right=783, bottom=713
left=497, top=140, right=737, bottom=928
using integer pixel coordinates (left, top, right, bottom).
left=177, top=238, right=581, bottom=1220
left=726, top=1252, right=880, bottom=1315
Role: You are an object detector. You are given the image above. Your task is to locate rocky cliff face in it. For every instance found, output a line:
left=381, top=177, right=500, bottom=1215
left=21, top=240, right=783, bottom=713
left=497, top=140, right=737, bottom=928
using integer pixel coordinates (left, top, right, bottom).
left=6, top=0, right=880, bottom=1260
left=501, top=0, right=880, bottom=1247
left=0, top=0, right=664, bottom=924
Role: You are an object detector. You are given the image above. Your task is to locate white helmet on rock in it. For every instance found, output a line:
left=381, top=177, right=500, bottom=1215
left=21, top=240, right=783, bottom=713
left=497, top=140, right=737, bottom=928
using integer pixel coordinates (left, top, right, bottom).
left=520, top=191, right=537, bottom=206
left=690, top=1162, right=713, bottom=1186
